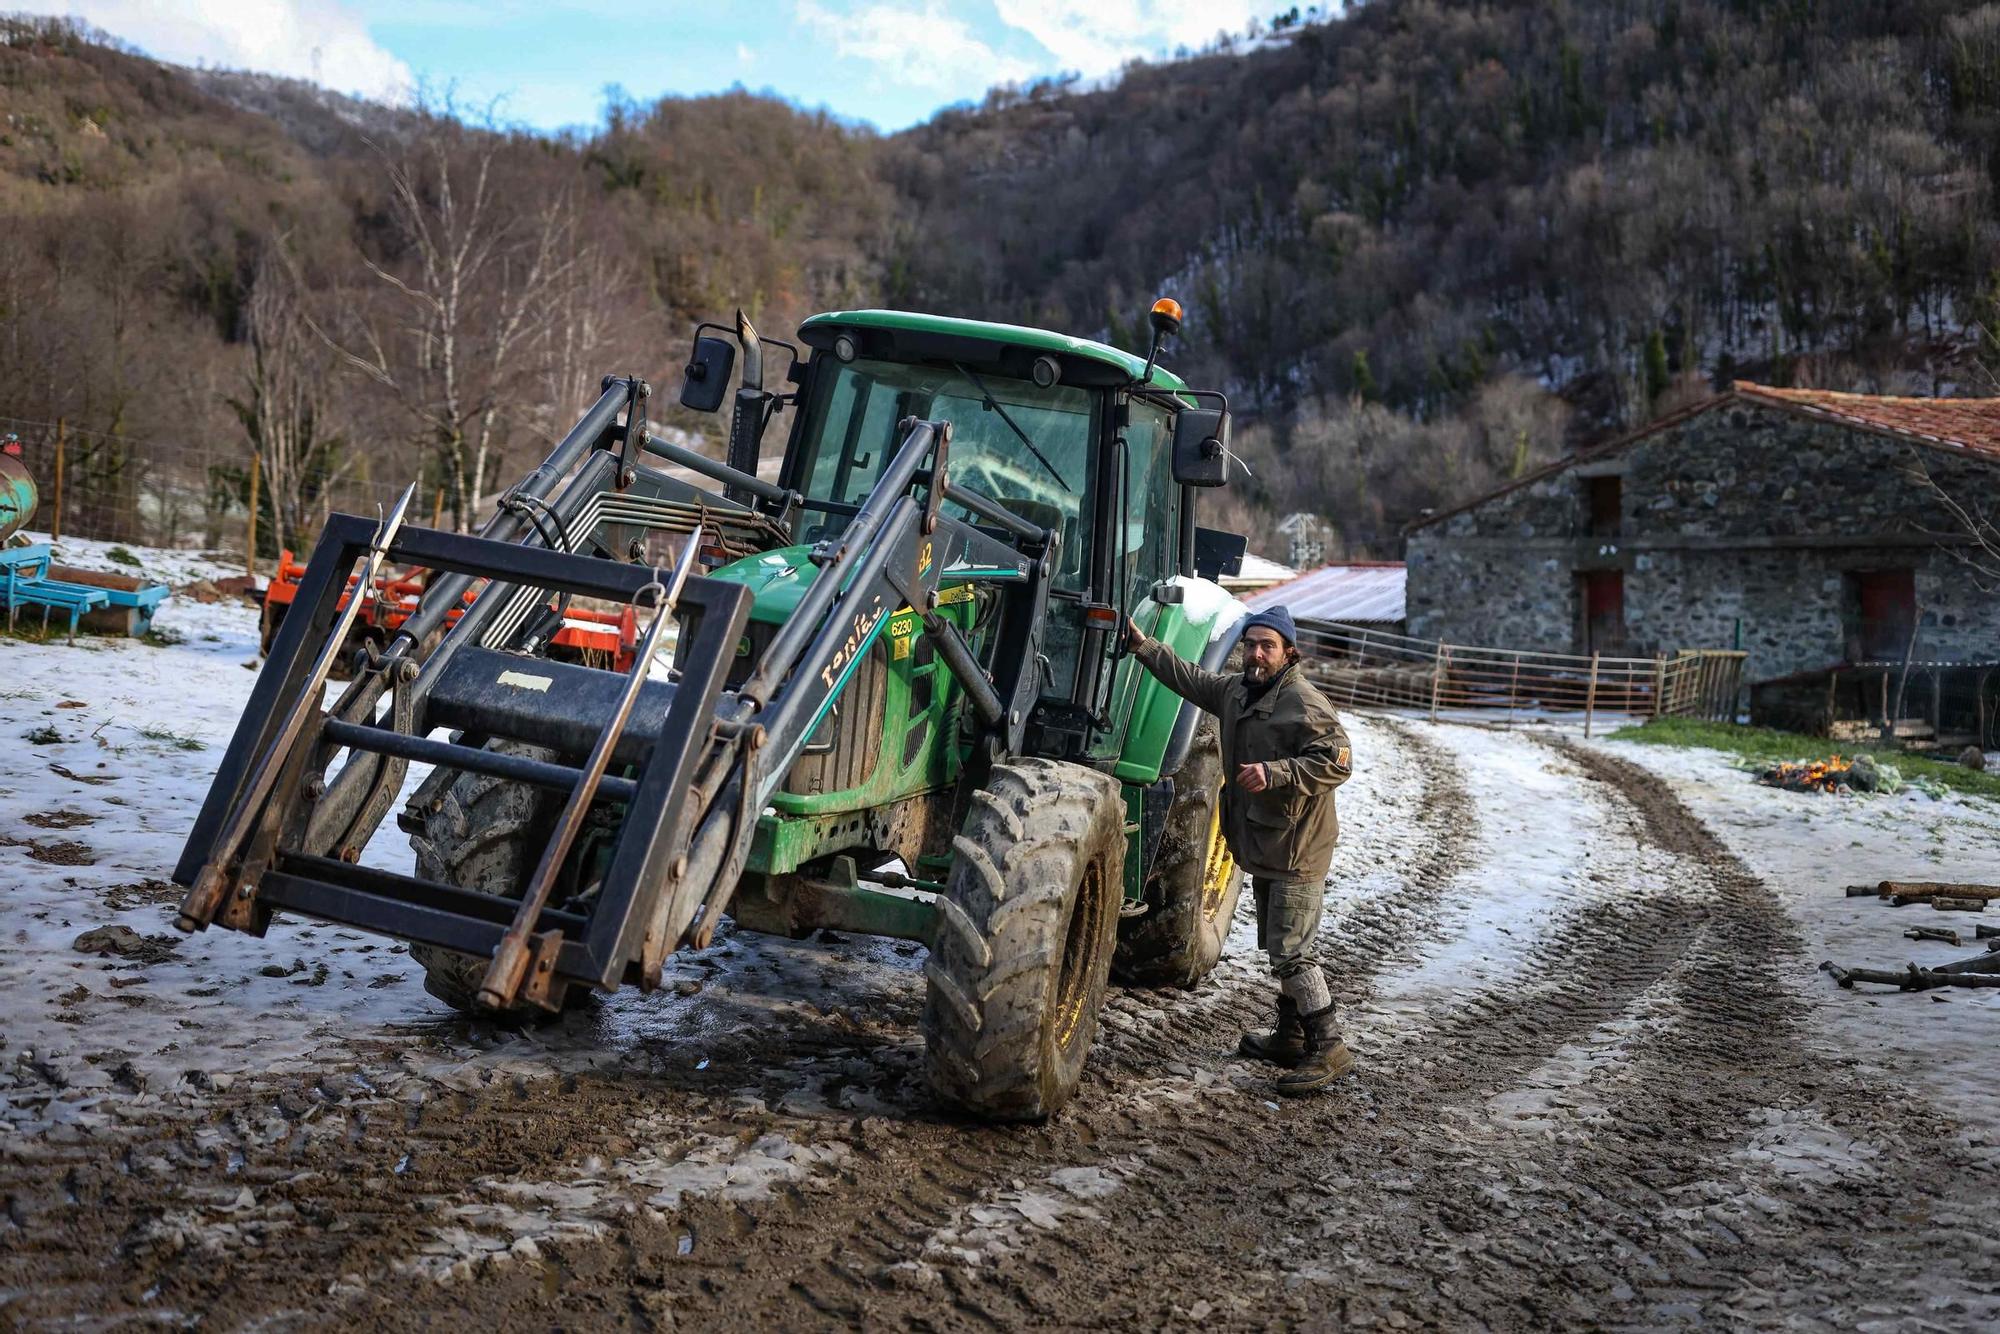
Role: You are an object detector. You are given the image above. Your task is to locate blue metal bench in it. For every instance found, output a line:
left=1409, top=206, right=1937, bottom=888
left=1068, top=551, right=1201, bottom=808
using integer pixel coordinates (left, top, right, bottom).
left=47, top=564, right=171, bottom=636
left=0, top=543, right=112, bottom=643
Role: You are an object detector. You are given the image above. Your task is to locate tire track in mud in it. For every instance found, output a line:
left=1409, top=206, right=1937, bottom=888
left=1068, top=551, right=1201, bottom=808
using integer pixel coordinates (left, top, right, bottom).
left=0, top=718, right=1543, bottom=1332
left=891, top=730, right=1740, bottom=1330
left=795, top=731, right=1998, bottom=1331
left=1491, top=741, right=1998, bottom=1328
left=0, top=714, right=1473, bottom=1330
left=1223, top=736, right=1997, bottom=1331
left=9, top=727, right=1993, bottom=1330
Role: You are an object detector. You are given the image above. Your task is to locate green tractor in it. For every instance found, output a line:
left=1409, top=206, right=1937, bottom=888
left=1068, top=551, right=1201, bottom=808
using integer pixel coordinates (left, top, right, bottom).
left=174, top=300, right=1252, bottom=1121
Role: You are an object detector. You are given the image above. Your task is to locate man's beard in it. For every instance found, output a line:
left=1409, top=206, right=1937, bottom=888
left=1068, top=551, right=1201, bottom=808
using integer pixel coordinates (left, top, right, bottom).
left=1244, top=660, right=1272, bottom=684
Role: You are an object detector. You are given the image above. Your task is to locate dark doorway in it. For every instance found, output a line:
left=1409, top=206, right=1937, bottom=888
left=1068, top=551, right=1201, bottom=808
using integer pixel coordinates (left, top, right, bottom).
left=1578, top=570, right=1625, bottom=655
left=1845, top=569, right=1915, bottom=661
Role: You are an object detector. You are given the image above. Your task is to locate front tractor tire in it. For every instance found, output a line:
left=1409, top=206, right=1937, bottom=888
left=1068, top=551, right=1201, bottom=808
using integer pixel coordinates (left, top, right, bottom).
left=922, top=759, right=1125, bottom=1122
left=1113, top=718, right=1241, bottom=988
left=407, top=741, right=590, bottom=1023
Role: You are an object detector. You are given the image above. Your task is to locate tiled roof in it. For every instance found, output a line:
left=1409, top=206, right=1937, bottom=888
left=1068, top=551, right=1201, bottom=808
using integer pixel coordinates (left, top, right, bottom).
left=1243, top=562, right=1405, bottom=624
left=1406, top=383, right=2000, bottom=531
left=1731, top=382, right=2000, bottom=463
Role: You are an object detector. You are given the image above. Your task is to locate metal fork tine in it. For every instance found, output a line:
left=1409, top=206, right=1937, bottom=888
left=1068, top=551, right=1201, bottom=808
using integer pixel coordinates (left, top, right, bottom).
left=177, top=483, right=418, bottom=932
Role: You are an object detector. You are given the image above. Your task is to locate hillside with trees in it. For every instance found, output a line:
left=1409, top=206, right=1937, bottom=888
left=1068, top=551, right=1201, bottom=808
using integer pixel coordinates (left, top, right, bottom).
left=1, top=3, right=1996, bottom=559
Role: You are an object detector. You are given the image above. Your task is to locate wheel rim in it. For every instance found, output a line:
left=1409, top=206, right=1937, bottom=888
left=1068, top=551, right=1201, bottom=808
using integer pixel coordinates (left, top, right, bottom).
left=1198, top=800, right=1235, bottom=922
left=1053, top=859, right=1105, bottom=1049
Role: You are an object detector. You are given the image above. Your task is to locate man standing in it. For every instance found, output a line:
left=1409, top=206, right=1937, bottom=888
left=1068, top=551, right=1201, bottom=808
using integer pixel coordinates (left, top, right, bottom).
left=1125, top=605, right=1355, bottom=1095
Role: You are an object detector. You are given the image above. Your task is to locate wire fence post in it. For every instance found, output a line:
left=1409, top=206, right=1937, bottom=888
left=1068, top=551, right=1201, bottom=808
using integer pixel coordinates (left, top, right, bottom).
left=1430, top=643, right=1446, bottom=723
left=1651, top=652, right=1666, bottom=721
left=244, top=451, right=261, bottom=583
left=1585, top=651, right=1601, bottom=738
left=1506, top=651, right=1520, bottom=729
left=51, top=417, right=65, bottom=544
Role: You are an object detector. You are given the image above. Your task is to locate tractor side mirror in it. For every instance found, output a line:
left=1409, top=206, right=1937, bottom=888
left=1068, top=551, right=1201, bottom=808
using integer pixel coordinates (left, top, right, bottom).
left=1172, top=407, right=1230, bottom=487
left=680, top=336, right=736, bottom=413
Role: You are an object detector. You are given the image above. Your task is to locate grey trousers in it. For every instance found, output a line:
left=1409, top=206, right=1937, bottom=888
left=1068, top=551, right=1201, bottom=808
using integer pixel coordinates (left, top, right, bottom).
left=1252, top=873, right=1333, bottom=1015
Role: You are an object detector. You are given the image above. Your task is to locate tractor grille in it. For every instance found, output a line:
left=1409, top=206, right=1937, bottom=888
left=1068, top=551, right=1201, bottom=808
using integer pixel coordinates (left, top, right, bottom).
left=782, top=638, right=886, bottom=796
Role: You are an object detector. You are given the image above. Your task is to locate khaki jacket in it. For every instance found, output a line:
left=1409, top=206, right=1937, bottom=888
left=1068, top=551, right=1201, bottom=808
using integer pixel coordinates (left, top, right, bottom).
left=1133, top=636, right=1352, bottom=880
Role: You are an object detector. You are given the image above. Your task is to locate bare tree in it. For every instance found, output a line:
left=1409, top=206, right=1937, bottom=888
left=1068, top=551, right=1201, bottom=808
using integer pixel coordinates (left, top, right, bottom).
left=527, top=231, right=626, bottom=447
left=229, top=244, right=352, bottom=557
left=321, top=115, right=599, bottom=529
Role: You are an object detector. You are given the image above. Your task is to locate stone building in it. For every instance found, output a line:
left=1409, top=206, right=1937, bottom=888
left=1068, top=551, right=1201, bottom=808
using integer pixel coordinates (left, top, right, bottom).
left=1403, top=383, right=2000, bottom=684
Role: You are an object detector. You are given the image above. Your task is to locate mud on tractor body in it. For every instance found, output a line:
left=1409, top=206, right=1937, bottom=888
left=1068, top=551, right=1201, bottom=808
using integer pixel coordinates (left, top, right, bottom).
left=175, top=303, right=1250, bottom=1120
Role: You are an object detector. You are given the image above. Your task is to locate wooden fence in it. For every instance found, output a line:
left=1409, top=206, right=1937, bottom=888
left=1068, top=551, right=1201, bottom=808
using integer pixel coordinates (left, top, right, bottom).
left=1291, top=621, right=1746, bottom=735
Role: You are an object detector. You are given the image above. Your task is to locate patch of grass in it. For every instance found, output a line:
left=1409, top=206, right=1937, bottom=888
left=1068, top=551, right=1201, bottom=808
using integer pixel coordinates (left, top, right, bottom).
left=105, top=546, right=141, bottom=567
left=0, top=621, right=65, bottom=646
left=140, top=625, right=185, bottom=647
left=23, top=724, right=63, bottom=745
left=138, top=724, right=204, bottom=752
left=1608, top=717, right=2000, bottom=800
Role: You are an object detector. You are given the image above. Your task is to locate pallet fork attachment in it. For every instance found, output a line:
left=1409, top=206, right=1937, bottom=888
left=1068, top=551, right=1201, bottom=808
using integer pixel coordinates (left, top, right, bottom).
left=175, top=513, right=752, bottom=1008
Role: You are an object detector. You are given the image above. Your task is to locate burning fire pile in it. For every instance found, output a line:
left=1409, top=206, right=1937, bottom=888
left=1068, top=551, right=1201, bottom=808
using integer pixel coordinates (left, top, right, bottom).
left=1756, top=755, right=1857, bottom=794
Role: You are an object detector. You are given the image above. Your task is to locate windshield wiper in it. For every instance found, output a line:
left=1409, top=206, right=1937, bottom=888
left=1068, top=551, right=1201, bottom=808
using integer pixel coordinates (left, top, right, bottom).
left=952, top=362, right=1072, bottom=495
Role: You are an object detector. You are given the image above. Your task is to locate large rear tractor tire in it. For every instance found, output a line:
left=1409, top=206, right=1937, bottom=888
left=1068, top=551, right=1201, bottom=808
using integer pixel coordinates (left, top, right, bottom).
left=1113, top=718, right=1241, bottom=988
left=922, top=758, right=1125, bottom=1122
left=407, top=741, right=589, bottom=1022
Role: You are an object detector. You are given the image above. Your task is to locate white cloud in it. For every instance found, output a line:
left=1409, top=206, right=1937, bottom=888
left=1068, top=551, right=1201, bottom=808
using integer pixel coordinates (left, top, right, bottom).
left=736, top=41, right=755, bottom=65
left=15, top=0, right=413, bottom=102
left=795, top=0, right=1036, bottom=93
left=994, top=0, right=1260, bottom=76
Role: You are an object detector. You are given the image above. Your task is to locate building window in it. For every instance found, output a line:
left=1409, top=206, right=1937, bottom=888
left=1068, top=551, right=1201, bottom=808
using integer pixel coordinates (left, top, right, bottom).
left=1586, top=475, right=1622, bottom=537
left=1844, top=569, right=1915, bottom=662
left=1577, top=569, right=1625, bottom=655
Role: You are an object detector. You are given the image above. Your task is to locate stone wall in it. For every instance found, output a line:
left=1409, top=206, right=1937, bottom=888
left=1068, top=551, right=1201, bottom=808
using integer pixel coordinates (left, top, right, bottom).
left=1404, top=401, right=2000, bottom=681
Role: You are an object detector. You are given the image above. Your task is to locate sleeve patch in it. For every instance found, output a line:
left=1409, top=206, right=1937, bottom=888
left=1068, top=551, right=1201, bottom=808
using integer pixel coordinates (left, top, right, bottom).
left=1336, top=746, right=1351, bottom=769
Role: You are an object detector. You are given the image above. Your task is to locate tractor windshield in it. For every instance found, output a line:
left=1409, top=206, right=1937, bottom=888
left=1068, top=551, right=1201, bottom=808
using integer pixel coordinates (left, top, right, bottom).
left=793, top=357, right=1096, bottom=595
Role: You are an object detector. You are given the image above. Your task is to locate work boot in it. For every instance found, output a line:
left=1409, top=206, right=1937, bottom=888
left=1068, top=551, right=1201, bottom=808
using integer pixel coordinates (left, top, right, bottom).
left=1274, top=1004, right=1355, bottom=1096
left=1238, top=995, right=1306, bottom=1067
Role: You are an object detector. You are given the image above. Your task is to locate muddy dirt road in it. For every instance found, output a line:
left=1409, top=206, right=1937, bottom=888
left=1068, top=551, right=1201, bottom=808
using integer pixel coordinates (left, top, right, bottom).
left=5, top=710, right=1998, bottom=1331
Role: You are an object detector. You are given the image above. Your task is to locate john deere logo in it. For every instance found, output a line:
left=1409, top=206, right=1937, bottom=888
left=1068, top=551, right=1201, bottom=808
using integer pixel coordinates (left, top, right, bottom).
left=820, top=599, right=887, bottom=689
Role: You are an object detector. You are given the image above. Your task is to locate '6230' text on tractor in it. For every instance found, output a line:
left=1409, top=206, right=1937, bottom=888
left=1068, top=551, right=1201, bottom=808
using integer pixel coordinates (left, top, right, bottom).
left=175, top=300, right=1252, bottom=1120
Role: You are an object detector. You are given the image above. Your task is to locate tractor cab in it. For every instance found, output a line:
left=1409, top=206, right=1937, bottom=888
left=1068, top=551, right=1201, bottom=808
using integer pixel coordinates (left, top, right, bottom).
left=692, top=305, right=1235, bottom=766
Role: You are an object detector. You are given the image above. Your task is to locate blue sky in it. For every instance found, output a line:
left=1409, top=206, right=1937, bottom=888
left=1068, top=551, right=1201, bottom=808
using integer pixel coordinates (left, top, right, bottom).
left=26, top=1, right=1275, bottom=133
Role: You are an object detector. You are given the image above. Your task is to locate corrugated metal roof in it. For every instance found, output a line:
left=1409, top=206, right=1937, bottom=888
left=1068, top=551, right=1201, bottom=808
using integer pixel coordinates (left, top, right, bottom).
left=1242, top=562, right=1405, bottom=624
left=1220, top=552, right=1297, bottom=590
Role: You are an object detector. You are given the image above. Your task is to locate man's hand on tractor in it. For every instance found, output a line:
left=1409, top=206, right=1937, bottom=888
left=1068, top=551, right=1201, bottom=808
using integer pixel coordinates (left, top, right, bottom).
left=1236, top=762, right=1269, bottom=793
left=1125, top=616, right=1145, bottom=651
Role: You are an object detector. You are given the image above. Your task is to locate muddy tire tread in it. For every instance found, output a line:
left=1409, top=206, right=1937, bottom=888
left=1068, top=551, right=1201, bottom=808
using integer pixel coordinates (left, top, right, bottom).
left=922, top=757, right=1124, bottom=1122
